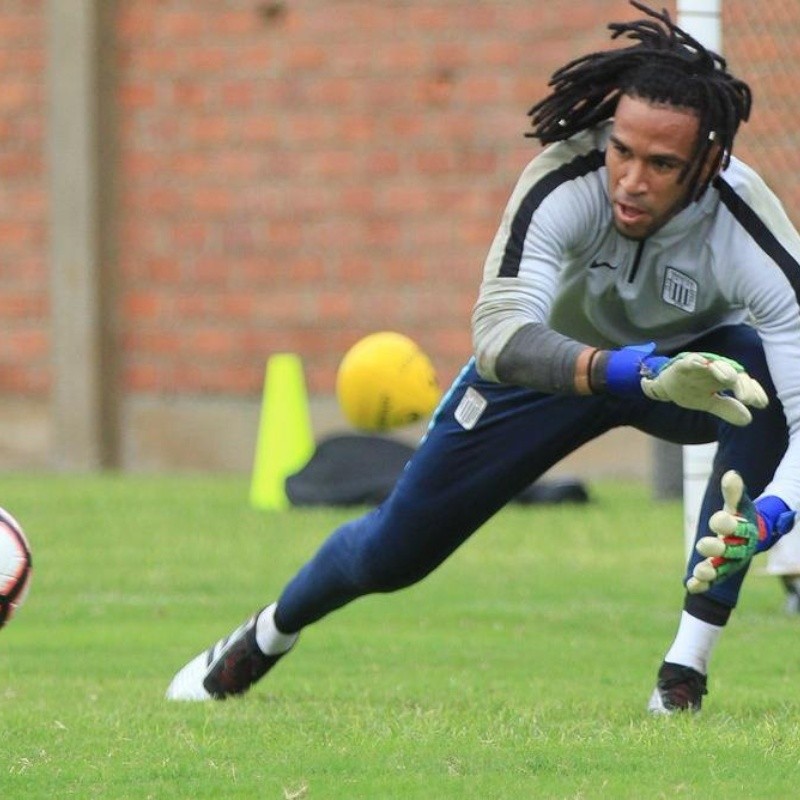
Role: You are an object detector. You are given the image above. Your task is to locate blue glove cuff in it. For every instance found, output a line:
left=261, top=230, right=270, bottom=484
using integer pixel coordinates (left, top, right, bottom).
left=755, top=495, right=796, bottom=537
left=605, top=343, right=669, bottom=396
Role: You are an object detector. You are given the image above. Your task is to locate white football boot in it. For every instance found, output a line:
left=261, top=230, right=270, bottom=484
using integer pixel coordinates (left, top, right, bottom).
left=166, top=603, right=298, bottom=701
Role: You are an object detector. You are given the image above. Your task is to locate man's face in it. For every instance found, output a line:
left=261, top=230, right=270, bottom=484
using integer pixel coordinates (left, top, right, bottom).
left=606, top=94, right=709, bottom=240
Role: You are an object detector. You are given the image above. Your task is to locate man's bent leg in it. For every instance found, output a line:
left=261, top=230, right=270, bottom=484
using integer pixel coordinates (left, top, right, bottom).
left=683, top=325, right=787, bottom=611
left=276, top=360, right=622, bottom=632
left=640, top=325, right=788, bottom=712
left=168, top=359, right=627, bottom=700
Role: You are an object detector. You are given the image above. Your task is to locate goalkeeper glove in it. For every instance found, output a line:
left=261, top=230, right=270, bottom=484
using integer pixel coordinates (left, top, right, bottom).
left=686, top=470, right=796, bottom=594
left=605, top=344, right=768, bottom=426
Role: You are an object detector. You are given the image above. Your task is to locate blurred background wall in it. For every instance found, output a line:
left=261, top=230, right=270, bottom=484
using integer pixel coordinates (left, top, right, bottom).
left=1, top=0, right=797, bottom=475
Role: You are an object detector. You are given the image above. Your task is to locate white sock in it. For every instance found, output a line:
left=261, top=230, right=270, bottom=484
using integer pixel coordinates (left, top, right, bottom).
left=662, top=610, right=723, bottom=675
left=255, top=602, right=299, bottom=656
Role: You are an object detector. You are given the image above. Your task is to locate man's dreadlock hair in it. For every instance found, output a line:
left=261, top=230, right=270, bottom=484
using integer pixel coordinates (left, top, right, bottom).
left=528, top=1, right=752, bottom=196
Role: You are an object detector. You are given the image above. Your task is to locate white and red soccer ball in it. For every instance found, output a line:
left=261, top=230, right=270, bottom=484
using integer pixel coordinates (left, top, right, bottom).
left=0, top=507, right=32, bottom=629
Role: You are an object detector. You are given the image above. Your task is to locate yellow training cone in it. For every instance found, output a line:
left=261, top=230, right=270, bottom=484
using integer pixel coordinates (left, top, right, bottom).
left=249, top=353, right=315, bottom=510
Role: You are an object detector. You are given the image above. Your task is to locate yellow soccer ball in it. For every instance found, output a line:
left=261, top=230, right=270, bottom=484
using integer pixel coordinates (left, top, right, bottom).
left=336, top=332, right=442, bottom=431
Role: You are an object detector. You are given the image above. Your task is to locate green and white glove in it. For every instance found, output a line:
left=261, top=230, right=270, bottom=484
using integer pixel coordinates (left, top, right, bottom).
left=686, top=471, right=760, bottom=593
left=685, top=470, right=796, bottom=594
left=640, top=352, right=768, bottom=426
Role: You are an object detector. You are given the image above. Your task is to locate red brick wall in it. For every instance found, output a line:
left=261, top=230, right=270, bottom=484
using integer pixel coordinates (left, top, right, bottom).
left=113, top=0, right=663, bottom=396
left=0, top=1, right=48, bottom=395
left=724, top=1, right=800, bottom=217
left=17, top=0, right=800, bottom=412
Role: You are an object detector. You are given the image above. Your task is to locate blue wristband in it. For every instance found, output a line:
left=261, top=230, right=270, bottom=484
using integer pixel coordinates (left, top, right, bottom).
left=605, top=343, right=669, bottom=396
left=755, top=495, right=796, bottom=538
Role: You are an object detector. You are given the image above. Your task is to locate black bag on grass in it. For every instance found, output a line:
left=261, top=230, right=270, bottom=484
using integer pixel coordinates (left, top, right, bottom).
left=285, top=434, right=589, bottom=507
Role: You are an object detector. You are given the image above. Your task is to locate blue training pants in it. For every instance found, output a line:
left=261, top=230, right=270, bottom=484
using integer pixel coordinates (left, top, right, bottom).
left=275, top=324, right=787, bottom=633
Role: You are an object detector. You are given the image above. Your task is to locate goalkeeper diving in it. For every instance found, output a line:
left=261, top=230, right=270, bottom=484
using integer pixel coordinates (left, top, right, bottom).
left=167, top=2, right=800, bottom=714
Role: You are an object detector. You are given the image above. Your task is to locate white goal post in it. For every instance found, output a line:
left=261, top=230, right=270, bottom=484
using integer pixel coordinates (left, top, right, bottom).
left=675, top=1, right=722, bottom=558
left=676, top=0, right=800, bottom=573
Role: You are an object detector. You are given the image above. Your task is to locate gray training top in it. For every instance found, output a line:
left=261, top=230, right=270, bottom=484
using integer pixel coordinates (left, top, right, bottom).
left=471, top=122, right=800, bottom=510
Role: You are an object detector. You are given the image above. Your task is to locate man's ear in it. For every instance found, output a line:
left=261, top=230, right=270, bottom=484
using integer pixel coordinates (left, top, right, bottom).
left=691, top=142, right=724, bottom=201
left=702, top=141, right=725, bottom=181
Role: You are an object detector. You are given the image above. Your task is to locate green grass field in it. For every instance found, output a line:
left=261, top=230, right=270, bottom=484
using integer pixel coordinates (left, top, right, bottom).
left=1, top=473, right=799, bottom=799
